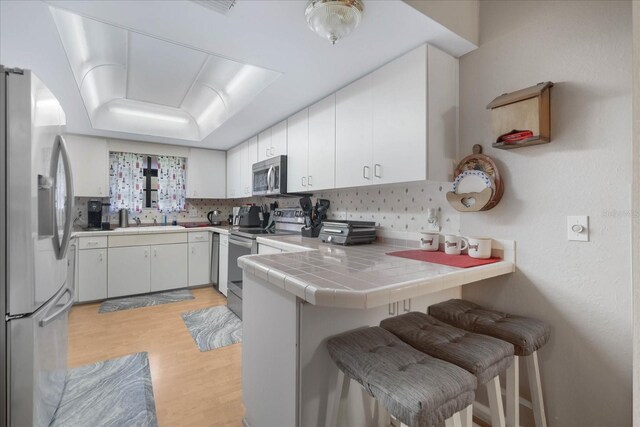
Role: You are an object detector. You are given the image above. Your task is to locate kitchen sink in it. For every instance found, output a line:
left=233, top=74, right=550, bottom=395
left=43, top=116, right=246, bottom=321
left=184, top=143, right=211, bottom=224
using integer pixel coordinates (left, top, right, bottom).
left=112, top=225, right=186, bottom=233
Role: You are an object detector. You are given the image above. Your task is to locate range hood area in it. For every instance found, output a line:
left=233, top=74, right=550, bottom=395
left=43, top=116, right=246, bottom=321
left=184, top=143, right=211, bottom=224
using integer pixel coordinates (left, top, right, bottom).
left=50, top=6, right=281, bottom=141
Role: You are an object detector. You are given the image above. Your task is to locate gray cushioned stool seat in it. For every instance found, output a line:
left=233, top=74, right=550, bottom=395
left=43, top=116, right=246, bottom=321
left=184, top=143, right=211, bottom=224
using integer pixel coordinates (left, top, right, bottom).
left=327, top=326, right=476, bottom=427
left=429, top=299, right=551, bottom=356
left=380, top=312, right=514, bottom=385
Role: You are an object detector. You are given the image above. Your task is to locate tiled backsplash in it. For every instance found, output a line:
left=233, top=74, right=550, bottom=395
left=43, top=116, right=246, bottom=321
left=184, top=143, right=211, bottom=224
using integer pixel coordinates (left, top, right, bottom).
left=74, top=181, right=460, bottom=237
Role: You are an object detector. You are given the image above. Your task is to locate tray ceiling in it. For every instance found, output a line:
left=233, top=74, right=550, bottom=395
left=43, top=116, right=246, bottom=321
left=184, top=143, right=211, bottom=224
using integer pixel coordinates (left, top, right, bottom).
left=50, top=7, right=280, bottom=141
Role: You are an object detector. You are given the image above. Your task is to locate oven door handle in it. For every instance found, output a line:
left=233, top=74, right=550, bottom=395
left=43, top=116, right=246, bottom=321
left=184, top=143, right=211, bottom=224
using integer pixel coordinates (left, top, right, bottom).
left=229, top=236, right=254, bottom=249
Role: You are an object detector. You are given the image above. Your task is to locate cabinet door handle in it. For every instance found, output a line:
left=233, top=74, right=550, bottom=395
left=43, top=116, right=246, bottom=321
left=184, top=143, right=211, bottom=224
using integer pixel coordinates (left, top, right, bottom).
left=270, top=147, right=275, bottom=156
left=363, top=166, right=370, bottom=179
left=403, top=299, right=411, bottom=313
left=374, top=164, right=382, bottom=178
left=98, top=253, right=103, bottom=262
left=388, top=302, right=396, bottom=316
left=153, top=249, right=157, bottom=257
left=302, top=176, right=306, bottom=187
left=266, top=147, right=270, bottom=157
left=308, top=176, right=312, bottom=186
left=144, top=249, right=148, bottom=258
left=87, top=241, right=98, bottom=246
left=191, top=247, right=195, bottom=254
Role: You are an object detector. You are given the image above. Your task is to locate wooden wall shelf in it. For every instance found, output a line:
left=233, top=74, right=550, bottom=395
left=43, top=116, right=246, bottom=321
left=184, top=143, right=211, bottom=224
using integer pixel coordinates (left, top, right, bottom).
left=487, top=82, right=553, bottom=150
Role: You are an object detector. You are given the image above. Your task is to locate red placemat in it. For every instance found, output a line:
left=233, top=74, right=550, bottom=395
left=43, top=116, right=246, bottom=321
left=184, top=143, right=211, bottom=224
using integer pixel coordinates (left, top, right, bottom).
left=386, top=250, right=501, bottom=268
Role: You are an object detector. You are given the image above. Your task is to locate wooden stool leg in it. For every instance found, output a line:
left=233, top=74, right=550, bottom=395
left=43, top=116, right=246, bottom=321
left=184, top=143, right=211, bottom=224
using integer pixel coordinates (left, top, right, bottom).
left=506, top=356, right=520, bottom=427
left=375, top=399, right=390, bottom=427
left=486, top=376, right=506, bottom=427
left=444, top=411, right=463, bottom=427
left=526, top=351, right=548, bottom=427
left=460, top=405, right=473, bottom=427
left=331, top=370, right=351, bottom=427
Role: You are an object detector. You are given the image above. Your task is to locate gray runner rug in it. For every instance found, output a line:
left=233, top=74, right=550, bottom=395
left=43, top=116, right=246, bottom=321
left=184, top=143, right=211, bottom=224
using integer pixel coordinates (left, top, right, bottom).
left=99, top=289, right=194, bottom=313
left=181, top=305, right=242, bottom=351
left=51, top=352, right=158, bottom=427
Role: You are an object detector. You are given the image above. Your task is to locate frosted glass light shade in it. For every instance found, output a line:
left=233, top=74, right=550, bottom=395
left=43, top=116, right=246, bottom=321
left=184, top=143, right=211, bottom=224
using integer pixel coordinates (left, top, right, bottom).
left=305, top=0, right=364, bottom=45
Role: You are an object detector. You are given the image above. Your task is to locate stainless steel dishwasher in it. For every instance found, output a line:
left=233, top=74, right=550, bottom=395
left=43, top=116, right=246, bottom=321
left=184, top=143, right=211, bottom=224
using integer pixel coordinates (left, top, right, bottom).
left=210, top=232, right=220, bottom=291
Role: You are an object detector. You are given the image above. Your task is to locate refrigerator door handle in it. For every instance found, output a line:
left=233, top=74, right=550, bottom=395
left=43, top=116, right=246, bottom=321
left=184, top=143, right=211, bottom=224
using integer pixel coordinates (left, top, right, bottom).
left=39, top=287, right=73, bottom=327
left=51, top=134, right=74, bottom=260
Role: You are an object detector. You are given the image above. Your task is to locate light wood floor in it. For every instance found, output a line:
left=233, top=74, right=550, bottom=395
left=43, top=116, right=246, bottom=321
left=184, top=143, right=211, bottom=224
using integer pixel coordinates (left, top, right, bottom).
left=68, top=287, right=243, bottom=427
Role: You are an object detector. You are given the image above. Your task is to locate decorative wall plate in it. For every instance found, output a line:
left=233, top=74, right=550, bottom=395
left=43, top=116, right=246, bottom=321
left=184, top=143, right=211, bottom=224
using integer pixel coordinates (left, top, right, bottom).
left=453, top=170, right=494, bottom=194
left=447, top=145, right=503, bottom=212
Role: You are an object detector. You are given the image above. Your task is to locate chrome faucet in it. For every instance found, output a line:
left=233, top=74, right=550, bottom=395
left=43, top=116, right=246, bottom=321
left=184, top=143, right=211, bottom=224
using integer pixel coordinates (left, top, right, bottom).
left=134, top=217, right=141, bottom=226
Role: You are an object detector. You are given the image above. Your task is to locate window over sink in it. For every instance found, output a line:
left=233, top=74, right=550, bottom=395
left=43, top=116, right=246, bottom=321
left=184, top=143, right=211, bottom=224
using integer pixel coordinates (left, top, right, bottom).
left=109, top=152, right=186, bottom=213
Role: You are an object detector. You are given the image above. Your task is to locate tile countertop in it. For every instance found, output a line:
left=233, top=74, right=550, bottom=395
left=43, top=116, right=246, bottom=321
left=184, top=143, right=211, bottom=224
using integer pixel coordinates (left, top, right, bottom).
left=239, top=235, right=516, bottom=310
left=72, top=225, right=233, bottom=238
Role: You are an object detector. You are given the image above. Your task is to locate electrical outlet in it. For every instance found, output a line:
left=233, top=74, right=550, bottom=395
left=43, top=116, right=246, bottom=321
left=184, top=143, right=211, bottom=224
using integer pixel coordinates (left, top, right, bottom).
left=189, top=207, right=198, bottom=218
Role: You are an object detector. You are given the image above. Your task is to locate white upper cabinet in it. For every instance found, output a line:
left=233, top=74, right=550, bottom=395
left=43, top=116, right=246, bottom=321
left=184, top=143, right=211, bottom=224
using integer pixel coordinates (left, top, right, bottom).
left=226, top=135, right=258, bottom=199
left=286, top=109, right=309, bottom=193
left=336, top=74, right=373, bottom=189
left=270, top=120, right=287, bottom=158
left=258, top=120, right=287, bottom=162
left=335, top=44, right=458, bottom=188
left=228, top=43, right=457, bottom=194
left=226, top=143, right=243, bottom=198
left=257, top=128, right=272, bottom=162
left=187, top=148, right=226, bottom=199
left=64, top=134, right=109, bottom=197
left=371, top=44, right=427, bottom=185
left=307, top=94, right=336, bottom=191
left=243, top=136, right=258, bottom=197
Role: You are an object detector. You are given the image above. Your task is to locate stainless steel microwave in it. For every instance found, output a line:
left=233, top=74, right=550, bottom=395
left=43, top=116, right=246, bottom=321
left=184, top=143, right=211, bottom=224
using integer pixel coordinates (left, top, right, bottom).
left=252, top=155, right=287, bottom=197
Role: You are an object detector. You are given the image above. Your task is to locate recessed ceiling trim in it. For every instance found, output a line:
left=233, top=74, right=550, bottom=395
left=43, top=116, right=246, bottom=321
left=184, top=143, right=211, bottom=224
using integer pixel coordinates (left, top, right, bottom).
left=50, top=5, right=282, bottom=142
left=190, top=0, right=236, bottom=16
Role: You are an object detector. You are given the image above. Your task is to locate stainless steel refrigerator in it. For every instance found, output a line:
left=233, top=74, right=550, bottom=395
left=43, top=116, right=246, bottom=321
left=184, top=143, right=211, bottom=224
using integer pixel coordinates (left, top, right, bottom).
left=1, top=66, right=75, bottom=426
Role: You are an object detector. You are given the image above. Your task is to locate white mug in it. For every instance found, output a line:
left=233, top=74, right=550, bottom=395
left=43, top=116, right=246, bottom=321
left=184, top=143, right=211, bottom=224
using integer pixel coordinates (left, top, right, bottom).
left=467, top=237, right=492, bottom=259
left=420, top=233, right=440, bottom=251
left=444, top=235, right=468, bottom=255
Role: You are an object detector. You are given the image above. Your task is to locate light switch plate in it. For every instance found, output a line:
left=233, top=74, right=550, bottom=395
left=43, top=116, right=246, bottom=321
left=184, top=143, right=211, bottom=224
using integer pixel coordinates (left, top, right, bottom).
left=567, top=216, right=589, bottom=241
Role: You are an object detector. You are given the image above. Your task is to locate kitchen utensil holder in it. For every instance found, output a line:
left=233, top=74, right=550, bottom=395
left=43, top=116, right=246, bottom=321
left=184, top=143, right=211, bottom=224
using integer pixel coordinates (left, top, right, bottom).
left=301, top=225, right=322, bottom=238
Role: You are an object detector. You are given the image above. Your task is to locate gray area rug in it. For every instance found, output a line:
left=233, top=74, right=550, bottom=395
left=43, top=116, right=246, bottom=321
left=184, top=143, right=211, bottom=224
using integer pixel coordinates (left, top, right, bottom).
left=181, top=305, right=242, bottom=351
left=99, top=289, right=194, bottom=313
left=51, top=352, right=158, bottom=427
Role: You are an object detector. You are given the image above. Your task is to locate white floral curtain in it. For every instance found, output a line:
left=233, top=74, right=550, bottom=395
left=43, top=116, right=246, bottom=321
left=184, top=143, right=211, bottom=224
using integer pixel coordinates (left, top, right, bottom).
left=157, top=156, right=186, bottom=213
left=109, top=152, right=145, bottom=213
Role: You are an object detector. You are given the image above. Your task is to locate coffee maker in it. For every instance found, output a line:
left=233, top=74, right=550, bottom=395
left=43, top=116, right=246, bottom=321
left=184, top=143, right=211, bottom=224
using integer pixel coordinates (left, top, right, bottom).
left=87, top=200, right=102, bottom=230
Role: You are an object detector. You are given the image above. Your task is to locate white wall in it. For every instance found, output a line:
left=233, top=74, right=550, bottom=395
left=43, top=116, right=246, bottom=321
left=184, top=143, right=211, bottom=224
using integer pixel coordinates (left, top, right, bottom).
left=632, top=2, right=640, bottom=425
left=459, top=1, right=632, bottom=425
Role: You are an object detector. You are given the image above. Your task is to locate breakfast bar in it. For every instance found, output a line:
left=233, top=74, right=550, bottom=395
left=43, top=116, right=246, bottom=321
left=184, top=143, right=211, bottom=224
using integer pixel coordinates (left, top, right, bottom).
left=238, top=236, right=515, bottom=427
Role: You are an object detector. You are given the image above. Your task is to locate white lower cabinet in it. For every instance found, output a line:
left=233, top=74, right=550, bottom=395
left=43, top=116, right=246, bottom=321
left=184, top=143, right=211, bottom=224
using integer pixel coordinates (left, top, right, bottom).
left=188, top=241, right=211, bottom=287
left=78, top=248, right=107, bottom=302
left=219, top=234, right=229, bottom=297
left=108, top=246, right=151, bottom=298
left=151, top=243, right=188, bottom=292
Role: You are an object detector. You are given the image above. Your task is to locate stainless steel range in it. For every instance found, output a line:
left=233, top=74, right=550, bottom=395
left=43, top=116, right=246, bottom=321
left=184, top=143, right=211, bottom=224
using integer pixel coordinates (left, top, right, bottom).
left=227, top=208, right=305, bottom=319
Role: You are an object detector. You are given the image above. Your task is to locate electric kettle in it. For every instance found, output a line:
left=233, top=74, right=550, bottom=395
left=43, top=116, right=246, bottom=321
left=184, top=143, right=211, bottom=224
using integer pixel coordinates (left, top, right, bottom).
left=207, top=209, right=223, bottom=226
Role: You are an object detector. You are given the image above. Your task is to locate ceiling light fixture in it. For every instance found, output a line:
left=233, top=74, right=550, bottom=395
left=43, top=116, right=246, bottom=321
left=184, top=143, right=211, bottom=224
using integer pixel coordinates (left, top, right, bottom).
left=109, top=106, right=189, bottom=124
left=305, top=0, right=364, bottom=45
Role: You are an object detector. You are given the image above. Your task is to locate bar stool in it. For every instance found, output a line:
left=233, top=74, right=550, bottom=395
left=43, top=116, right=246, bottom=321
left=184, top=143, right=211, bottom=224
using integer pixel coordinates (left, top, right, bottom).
left=429, top=299, right=551, bottom=427
left=381, top=312, right=514, bottom=427
left=327, top=326, right=477, bottom=427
